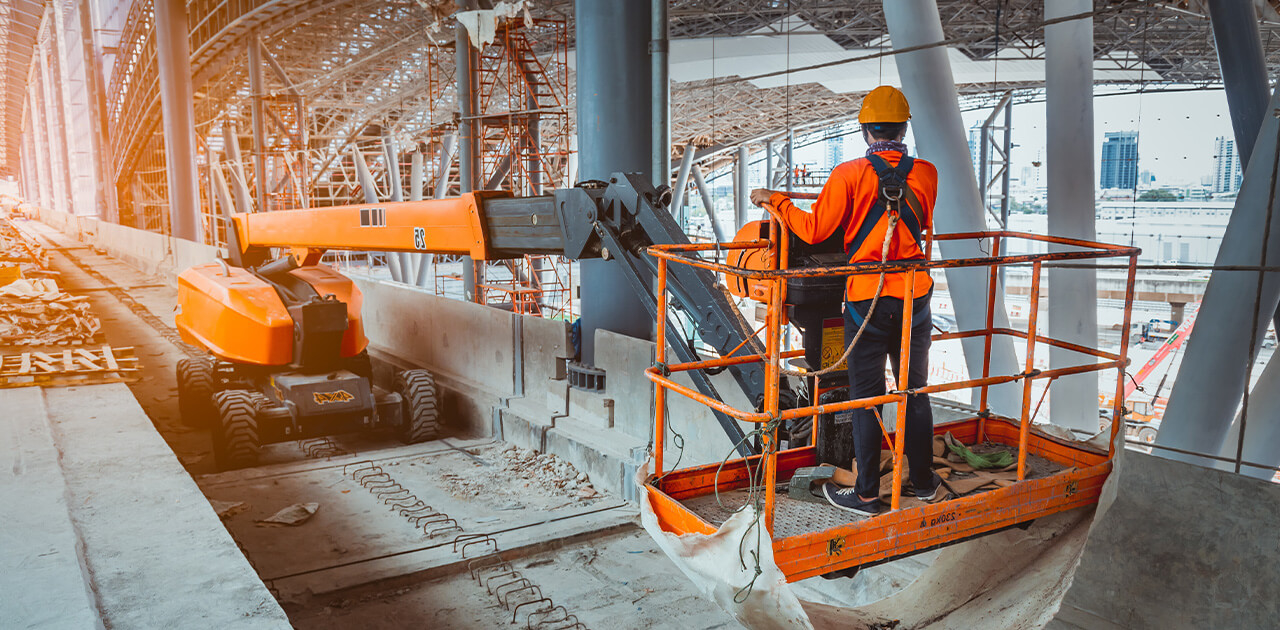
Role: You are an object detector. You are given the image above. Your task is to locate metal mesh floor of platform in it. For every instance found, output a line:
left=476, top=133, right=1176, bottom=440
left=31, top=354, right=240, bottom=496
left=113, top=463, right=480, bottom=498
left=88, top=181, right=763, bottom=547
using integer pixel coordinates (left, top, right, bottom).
left=680, top=448, right=1066, bottom=539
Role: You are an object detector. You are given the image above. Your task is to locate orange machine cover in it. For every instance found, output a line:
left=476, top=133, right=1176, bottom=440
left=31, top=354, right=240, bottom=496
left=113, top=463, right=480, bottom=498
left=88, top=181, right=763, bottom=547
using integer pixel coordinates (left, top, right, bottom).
left=176, top=263, right=367, bottom=366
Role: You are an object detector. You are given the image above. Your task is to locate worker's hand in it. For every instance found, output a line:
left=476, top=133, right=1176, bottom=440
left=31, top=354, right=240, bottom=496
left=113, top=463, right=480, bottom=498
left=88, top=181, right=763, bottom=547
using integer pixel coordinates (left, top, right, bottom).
left=749, top=188, right=776, bottom=208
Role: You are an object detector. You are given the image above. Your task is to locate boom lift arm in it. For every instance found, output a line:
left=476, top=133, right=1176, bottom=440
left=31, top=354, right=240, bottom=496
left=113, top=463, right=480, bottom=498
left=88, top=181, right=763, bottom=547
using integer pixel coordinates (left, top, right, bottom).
left=224, top=173, right=770, bottom=456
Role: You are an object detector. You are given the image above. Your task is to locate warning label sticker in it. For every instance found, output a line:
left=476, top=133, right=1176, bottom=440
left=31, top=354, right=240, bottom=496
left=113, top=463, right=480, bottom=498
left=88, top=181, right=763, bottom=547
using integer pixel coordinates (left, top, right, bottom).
left=821, top=317, right=847, bottom=370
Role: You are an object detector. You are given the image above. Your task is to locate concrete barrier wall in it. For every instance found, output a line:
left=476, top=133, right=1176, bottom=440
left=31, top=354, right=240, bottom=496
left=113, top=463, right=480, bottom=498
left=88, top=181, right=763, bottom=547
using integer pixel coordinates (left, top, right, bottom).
left=35, top=208, right=220, bottom=284
left=1049, top=449, right=1280, bottom=629
left=592, top=329, right=756, bottom=469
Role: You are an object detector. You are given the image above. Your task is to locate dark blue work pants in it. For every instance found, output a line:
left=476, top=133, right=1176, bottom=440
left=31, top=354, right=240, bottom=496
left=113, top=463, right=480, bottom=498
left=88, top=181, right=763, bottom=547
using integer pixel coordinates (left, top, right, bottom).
left=843, top=293, right=935, bottom=499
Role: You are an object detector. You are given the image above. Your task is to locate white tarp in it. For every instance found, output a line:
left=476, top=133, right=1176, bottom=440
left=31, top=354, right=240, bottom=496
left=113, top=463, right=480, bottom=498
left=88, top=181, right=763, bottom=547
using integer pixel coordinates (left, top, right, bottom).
left=638, top=460, right=1098, bottom=629
left=639, top=479, right=814, bottom=630
left=456, top=1, right=531, bottom=49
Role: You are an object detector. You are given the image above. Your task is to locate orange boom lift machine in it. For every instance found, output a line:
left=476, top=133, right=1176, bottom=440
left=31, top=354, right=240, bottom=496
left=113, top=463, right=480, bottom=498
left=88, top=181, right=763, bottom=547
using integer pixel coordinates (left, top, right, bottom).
left=177, top=174, right=783, bottom=469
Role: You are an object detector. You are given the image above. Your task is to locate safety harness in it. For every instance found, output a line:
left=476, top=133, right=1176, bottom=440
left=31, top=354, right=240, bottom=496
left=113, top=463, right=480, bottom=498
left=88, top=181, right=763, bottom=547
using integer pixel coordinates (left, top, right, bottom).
left=779, top=152, right=928, bottom=378
left=849, top=154, right=926, bottom=257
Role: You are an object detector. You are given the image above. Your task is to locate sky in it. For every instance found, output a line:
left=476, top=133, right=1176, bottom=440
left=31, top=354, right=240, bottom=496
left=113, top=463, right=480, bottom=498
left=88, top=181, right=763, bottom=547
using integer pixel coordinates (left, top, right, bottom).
left=780, top=87, right=1241, bottom=191
left=961, top=88, right=1239, bottom=188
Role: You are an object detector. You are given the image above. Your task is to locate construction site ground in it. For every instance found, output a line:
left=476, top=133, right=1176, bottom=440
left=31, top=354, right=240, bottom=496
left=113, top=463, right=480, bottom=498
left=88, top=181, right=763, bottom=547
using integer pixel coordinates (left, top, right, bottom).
left=3, top=219, right=941, bottom=629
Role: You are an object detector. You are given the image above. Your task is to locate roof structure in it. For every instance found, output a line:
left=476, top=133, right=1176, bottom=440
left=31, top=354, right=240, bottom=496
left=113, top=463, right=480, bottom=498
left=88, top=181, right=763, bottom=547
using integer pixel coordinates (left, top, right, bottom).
left=0, top=0, right=44, bottom=178
left=11, top=0, right=1280, bottom=211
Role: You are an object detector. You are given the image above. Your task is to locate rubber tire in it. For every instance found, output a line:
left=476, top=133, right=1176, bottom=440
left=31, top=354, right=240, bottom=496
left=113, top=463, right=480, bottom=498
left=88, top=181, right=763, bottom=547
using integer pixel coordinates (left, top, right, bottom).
left=176, top=357, right=216, bottom=428
left=213, top=390, right=261, bottom=469
left=396, top=369, right=440, bottom=444
left=1137, top=426, right=1158, bottom=444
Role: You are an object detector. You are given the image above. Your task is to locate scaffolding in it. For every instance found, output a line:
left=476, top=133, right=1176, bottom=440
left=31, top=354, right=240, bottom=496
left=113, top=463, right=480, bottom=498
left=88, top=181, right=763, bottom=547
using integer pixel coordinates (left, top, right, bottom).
left=475, top=17, right=572, bottom=195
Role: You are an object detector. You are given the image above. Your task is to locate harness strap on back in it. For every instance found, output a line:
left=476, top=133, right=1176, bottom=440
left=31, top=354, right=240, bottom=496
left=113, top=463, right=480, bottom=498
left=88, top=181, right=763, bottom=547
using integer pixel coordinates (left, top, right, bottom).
left=850, top=154, right=926, bottom=254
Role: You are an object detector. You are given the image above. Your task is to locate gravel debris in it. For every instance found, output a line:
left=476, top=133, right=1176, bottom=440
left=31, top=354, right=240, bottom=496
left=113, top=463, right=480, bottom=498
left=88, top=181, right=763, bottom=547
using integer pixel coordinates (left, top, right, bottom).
left=437, top=444, right=602, bottom=504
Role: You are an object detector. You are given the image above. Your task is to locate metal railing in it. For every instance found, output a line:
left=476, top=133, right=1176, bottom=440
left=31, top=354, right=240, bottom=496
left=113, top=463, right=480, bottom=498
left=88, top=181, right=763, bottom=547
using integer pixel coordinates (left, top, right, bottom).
left=645, top=223, right=1141, bottom=535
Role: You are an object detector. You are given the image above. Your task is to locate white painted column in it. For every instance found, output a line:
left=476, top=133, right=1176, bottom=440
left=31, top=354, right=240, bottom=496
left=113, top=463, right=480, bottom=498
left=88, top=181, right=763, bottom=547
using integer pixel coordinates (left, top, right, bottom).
left=883, top=0, right=1022, bottom=417
left=1045, top=0, right=1099, bottom=432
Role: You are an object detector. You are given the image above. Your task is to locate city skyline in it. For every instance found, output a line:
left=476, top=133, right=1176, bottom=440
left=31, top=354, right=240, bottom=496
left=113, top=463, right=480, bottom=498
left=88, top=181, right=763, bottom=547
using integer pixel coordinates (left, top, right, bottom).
left=959, top=88, right=1238, bottom=190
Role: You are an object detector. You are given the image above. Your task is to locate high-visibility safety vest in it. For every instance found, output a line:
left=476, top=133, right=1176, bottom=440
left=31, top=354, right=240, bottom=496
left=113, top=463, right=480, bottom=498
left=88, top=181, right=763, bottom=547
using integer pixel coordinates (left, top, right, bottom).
left=769, top=150, right=937, bottom=301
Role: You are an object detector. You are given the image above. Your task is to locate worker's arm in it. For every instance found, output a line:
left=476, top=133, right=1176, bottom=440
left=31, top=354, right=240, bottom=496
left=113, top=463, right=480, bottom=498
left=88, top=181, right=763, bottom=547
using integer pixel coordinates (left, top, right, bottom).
left=750, top=167, right=854, bottom=245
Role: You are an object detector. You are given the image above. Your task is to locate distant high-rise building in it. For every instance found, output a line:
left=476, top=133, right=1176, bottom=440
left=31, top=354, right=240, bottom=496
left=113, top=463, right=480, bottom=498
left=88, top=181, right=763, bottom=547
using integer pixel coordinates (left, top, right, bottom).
left=967, top=121, right=983, bottom=178
left=1100, top=131, right=1139, bottom=190
left=1139, top=170, right=1156, bottom=186
left=825, top=136, right=844, bottom=171
left=1213, top=136, right=1243, bottom=193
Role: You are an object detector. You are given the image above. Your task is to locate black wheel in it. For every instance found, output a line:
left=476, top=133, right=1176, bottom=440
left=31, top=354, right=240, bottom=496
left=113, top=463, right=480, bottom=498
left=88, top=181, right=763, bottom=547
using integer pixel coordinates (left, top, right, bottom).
left=1137, top=426, right=1158, bottom=444
left=176, top=357, right=216, bottom=428
left=213, top=390, right=261, bottom=469
left=396, top=369, right=440, bottom=444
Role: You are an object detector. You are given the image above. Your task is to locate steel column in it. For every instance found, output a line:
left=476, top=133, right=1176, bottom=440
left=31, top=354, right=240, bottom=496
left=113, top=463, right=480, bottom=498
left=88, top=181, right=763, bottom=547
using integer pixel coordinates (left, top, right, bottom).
left=765, top=139, right=775, bottom=189
left=78, top=0, right=116, bottom=221
left=651, top=0, right=669, bottom=187
left=576, top=0, right=654, bottom=364
left=1157, top=82, right=1280, bottom=467
left=690, top=163, right=725, bottom=242
left=247, top=34, right=268, bottom=215
left=153, top=0, right=200, bottom=239
left=221, top=124, right=253, bottom=214
left=457, top=1, right=481, bottom=302
left=434, top=133, right=458, bottom=199
left=410, top=151, right=428, bottom=286
left=784, top=131, right=794, bottom=193
left=48, top=11, right=79, bottom=217
left=735, top=144, right=749, bottom=231
left=1044, top=0, right=1098, bottom=432
left=1209, top=0, right=1269, bottom=169
left=672, top=145, right=695, bottom=224
left=1209, top=0, right=1280, bottom=475
left=883, top=0, right=1022, bottom=417
left=383, top=135, right=412, bottom=283
left=352, top=146, right=401, bottom=282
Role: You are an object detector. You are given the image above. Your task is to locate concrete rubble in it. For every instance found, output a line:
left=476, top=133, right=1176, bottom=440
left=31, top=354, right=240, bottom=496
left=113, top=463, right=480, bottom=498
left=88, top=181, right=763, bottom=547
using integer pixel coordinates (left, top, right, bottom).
left=437, top=443, right=601, bottom=502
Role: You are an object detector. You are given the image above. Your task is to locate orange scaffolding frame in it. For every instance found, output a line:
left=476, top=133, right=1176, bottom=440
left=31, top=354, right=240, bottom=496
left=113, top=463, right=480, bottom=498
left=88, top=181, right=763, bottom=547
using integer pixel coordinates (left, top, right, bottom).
left=643, top=220, right=1140, bottom=580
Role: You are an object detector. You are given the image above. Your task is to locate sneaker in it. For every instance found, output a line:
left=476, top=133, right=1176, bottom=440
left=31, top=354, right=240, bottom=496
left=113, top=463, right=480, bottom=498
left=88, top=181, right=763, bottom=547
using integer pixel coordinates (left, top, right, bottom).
left=911, top=473, right=948, bottom=502
left=821, top=482, right=882, bottom=516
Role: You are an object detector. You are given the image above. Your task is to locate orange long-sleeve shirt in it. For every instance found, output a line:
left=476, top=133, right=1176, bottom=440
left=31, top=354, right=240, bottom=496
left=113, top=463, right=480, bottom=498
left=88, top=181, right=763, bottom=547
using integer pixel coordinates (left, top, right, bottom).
left=769, top=150, right=938, bottom=301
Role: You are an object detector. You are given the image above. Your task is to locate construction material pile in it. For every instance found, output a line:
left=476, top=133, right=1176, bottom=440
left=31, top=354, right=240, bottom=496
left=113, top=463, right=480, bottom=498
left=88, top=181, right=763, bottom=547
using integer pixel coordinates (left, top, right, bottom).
left=0, top=279, right=101, bottom=346
left=0, top=218, right=48, bottom=275
left=1, top=216, right=50, bottom=287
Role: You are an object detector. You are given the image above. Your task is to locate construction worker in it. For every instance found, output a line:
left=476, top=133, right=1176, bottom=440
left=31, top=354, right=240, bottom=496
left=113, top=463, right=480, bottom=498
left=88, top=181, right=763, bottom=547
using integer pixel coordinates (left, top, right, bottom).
left=750, top=85, right=944, bottom=517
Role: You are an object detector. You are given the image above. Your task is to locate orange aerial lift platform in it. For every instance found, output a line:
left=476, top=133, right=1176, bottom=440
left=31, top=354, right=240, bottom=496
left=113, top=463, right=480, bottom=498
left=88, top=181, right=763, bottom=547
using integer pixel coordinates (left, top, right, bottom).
left=642, top=210, right=1140, bottom=580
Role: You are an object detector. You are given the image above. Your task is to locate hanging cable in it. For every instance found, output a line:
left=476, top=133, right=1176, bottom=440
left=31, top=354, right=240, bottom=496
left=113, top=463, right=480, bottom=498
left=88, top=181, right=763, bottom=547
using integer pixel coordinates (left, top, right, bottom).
left=1128, top=3, right=1151, bottom=249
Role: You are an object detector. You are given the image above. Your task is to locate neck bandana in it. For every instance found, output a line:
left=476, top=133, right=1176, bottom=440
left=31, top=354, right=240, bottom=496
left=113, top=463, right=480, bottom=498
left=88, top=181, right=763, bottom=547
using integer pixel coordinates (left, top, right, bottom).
left=866, top=140, right=908, bottom=156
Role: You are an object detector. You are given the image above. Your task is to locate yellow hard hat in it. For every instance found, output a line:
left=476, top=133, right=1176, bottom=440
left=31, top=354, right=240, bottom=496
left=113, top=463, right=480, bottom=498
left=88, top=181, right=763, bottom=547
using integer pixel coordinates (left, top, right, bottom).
left=859, top=86, right=911, bottom=124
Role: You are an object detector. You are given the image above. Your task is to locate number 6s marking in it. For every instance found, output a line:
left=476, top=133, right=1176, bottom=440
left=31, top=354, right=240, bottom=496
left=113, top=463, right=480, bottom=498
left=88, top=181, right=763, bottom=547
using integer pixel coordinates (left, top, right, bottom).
left=413, top=227, right=426, bottom=250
